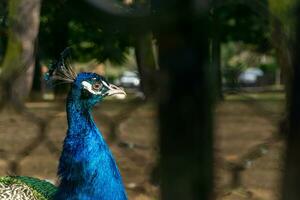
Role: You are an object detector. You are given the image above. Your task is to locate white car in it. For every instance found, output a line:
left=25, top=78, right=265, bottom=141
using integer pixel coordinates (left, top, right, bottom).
left=238, top=67, right=264, bottom=86
left=115, top=71, right=140, bottom=88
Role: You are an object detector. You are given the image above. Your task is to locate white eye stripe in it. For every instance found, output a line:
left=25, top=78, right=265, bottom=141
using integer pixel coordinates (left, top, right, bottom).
left=82, top=81, right=103, bottom=95
left=81, top=80, right=126, bottom=98
left=101, top=80, right=110, bottom=88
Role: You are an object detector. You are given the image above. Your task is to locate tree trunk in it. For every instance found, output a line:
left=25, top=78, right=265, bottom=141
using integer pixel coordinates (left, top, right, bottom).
left=271, top=18, right=293, bottom=137
left=156, top=0, right=213, bottom=199
left=40, top=1, right=70, bottom=99
left=30, top=53, right=42, bottom=100
left=0, top=1, right=8, bottom=63
left=211, top=11, right=223, bottom=101
left=53, top=26, right=69, bottom=100
left=281, top=3, right=300, bottom=200
left=0, top=0, right=41, bottom=109
left=135, top=32, right=158, bottom=99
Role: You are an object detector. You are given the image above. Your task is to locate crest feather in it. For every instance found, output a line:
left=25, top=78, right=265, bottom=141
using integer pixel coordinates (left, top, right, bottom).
left=45, top=47, right=77, bottom=84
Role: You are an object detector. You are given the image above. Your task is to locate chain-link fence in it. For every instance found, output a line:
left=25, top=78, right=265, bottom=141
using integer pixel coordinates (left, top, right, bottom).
left=0, top=98, right=159, bottom=199
left=0, top=91, right=285, bottom=200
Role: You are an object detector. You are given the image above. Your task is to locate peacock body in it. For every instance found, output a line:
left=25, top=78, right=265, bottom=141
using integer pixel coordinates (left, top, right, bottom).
left=0, top=50, right=128, bottom=200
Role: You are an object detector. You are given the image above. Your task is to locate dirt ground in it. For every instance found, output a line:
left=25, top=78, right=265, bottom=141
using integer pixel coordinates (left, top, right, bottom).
left=215, top=93, right=284, bottom=200
left=0, top=92, right=285, bottom=200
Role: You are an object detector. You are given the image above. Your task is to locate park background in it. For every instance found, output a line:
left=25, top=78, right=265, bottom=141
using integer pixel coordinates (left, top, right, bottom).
left=0, top=0, right=300, bottom=200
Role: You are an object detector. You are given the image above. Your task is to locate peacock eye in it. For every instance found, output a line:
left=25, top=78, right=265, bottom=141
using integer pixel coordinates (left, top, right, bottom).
left=92, top=83, right=102, bottom=91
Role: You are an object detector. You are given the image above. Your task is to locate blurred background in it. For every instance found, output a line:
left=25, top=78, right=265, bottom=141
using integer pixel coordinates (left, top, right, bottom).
left=0, top=0, right=299, bottom=199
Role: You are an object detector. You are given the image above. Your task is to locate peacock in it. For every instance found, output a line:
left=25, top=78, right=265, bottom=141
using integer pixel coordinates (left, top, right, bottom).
left=0, top=49, right=128, bottom=200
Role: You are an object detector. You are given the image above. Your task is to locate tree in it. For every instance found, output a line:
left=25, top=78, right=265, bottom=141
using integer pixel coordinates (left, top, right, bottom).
left=281, top=2, right=300, bottom=199
left=0, top=0, right=8, bottom=63
left=267, top=0, right=296, bottom=137
left=0, top=0, right=41, bottom=109
left=211, top=9, right=223, bottom=100
left=135, top=32, right=157, bottom=98
left=154, top=0, right=214, bottom=199
left=131, top=0, right=157, bottom=99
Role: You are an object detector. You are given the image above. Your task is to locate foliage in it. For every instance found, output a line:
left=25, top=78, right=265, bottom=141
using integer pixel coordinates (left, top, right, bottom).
left=259, top=62, right=277, bottom=73
left=214, top=0, right=270, bottom=51
left=39, top=0, right=132, bottom=65
left=269, top=0, right=296, bottom=37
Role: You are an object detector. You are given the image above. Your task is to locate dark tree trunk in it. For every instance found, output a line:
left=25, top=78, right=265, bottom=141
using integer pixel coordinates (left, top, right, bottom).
left=41, top=1, right=70, bottom=99
left=271, top=18, right=293, bottom=137
left=53, top=20, right=69, bottom=99
left=211, top=11, right=223, bottom=101
left=0, top=0, right=41, bottom=109
left=30, top=54, right=42, bottom=100
left=155, top=0, right=214, bottom=199
left=0, top=1, right=8, bottom=63
left=135, top=32, right=157, bottom=99
left=281, top=3, right=300, bottom=200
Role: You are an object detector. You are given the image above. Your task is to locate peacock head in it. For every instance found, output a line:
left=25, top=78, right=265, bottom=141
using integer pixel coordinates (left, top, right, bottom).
left=71, top=72, right=126, bottom=107
left=45, top=48, right=126, bottom=109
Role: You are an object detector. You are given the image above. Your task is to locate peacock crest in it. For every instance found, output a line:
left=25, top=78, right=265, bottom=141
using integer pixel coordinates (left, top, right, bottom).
left=44, top=47, right=77, bottom=84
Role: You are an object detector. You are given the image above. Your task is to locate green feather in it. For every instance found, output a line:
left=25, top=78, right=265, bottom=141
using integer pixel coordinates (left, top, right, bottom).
left=0, top=176, right=57, bottom=200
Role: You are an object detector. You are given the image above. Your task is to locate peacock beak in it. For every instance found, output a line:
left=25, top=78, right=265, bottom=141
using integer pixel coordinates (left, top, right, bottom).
left=106, top=84, right=126, bottom=98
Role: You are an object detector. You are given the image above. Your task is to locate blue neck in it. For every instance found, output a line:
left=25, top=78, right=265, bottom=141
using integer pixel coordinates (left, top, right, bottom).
left=55, top=92, right=127, bottom=200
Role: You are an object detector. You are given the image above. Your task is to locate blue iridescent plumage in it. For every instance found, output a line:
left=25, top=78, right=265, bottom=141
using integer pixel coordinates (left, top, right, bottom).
left=55, top=72, right=128, bottom=200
